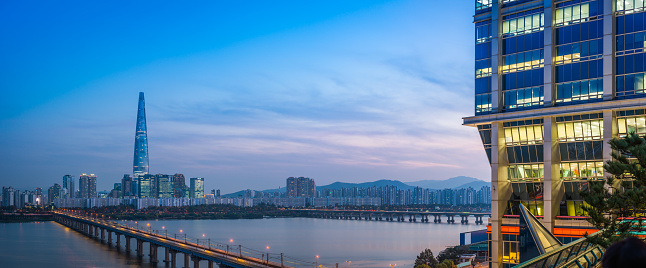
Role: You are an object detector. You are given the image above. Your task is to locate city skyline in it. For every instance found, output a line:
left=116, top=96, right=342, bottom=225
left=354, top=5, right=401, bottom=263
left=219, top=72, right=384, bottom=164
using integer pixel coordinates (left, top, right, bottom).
left=0, top=0, right=487, bottom=193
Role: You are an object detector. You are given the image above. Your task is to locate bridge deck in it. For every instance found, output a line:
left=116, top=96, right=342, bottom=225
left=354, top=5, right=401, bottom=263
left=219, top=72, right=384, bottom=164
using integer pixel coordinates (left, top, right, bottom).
left=55, top=212, right=301, bottom=268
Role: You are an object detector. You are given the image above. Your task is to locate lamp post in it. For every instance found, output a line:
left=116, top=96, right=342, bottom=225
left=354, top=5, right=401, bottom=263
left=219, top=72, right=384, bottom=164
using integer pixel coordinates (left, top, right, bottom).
left=346, top=261, right=351, bottom=268
left=266, top=246, right=270, bottom=265
left=316, top=255, right=319, bottom=267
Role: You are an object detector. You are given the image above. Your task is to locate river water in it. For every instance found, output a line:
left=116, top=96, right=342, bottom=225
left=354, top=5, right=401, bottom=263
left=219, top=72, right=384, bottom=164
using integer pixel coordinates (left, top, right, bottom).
left=0, top=217, right=488, bottom=268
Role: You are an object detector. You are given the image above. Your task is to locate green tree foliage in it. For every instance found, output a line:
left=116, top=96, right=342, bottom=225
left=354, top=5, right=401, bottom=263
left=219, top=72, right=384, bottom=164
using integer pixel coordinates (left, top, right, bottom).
left=436, top=245, right=471, bottom=264
left=436, top=259, right=457, bottom=268
left=582, top=133, right=646, bottom=247
left=414, top=248, right=438, bottom=268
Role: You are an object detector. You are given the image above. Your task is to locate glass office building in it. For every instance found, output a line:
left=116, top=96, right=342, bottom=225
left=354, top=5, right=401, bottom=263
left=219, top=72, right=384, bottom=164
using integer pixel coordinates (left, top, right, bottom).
left=465, top=0, right=646, bottom=267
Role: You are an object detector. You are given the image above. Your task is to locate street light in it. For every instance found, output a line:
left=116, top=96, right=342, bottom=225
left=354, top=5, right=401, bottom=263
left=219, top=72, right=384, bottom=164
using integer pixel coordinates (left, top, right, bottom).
left=316, top=255, right=319, bottom=267
left=266, top=246, right=270, bottom=264
left=346, top=261, right=351, bottom=268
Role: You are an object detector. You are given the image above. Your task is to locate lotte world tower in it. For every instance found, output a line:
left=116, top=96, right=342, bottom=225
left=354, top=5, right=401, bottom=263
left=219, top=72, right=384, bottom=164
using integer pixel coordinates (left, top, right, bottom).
left=133, top=92, right=149, bottom=177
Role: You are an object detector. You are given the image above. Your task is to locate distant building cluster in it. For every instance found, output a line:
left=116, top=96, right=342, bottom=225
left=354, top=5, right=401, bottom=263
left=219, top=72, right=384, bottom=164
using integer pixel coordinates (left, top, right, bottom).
left=2, top=186, right=42, bottom=208
left=286, top=177, right=316, bottom=197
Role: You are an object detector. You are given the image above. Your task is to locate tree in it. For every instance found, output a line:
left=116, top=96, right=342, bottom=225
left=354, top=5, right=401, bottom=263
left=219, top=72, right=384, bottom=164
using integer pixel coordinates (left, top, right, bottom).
left=414, top=248, right=438, bottom=268
left=582, top=132, right=646, bottom=247
left=436, top=259, right=457, bottom=268
left=436, top=245, right=471, bottom=264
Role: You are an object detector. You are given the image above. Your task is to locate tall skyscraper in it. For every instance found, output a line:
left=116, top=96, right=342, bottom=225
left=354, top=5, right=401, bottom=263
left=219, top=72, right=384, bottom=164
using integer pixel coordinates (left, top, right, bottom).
left=286, top=177, right=316, bottom=197
left=172, top=173, right=186, bottom=198
left=2, top=187, right=16, bottom=207
left=138, top=174, right=156, bottom=198
left=78, top=173, right=97, bottom=198
left=156, top=174, right=173, bottom=198
left=62, top=174, right=73, bottom=198
left=190, top=177, right=205, bottom=198
left=465, top=1, right=646, bottom=266
left=48, top=184, right=61, bottom=205
left=121, top=174, right=134, bottom=197
left=133, top=92, right=149, bottom=178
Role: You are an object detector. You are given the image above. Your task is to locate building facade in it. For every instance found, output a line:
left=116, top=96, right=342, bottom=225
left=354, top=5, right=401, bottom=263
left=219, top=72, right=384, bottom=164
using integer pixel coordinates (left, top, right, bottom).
left=190, top=177, right=204, bottom=199
left=78, top=173, right=97, bottom=198
left=465, top=0, right=646, bottom=266
left=133, top=92, right=149, bottom=178
left=286, top=177, right=316, bottom=197
left=172, top=173, right=186, bottom=198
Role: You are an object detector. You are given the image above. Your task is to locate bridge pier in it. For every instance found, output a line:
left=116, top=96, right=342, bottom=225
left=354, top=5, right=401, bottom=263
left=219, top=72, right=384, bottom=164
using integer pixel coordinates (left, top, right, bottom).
left=192, top=256, right=201, bottom=268
left=208, top=260, right=214, bottom=268
left=116, top=234, right=121, bottom=249
left=170, top=249, right=178, bottom=268
left=108, top=230, right=112, bottom=245
left=125, top=236, right=131, bottom=252
left=136, top=239, right=144, bottom=257
left=89, top=225, right=93, bottom=236
left=164, top=247, right=171, bottom=263
left=184, top=253, right=190, bottom=268
left=149, top=244, right=158, bottom=263
left=101, top=228, right=105, bottom=242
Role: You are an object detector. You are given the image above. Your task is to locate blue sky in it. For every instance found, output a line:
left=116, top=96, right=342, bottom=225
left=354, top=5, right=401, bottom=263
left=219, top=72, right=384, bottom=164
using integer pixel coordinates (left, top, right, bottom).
left=0, top=0, right=489, bottom=194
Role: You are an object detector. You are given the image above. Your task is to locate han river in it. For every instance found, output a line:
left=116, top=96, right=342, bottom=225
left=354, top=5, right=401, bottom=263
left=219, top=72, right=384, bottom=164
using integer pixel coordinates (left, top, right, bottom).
left=0, top=217, right=488, bottom=268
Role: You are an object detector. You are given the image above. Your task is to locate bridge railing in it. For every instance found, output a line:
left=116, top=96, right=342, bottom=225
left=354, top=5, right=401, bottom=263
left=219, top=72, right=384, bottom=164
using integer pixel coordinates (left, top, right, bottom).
left=513, top=231, right=604, bottom=268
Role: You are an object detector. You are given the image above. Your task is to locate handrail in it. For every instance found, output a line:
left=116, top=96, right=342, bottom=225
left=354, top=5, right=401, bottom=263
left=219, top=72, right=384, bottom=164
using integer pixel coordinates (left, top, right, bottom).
left=513, top=230, right=602, bottom=268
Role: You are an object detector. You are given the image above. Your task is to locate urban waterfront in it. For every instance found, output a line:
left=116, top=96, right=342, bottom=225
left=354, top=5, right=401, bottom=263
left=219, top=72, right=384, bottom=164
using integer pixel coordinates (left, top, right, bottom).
left=1, top=217, right=488, bottom=267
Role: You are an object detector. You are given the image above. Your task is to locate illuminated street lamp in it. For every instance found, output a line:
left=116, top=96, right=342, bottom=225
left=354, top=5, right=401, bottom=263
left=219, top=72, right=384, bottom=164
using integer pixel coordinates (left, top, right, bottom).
left=266, top=246, right=270, bottom=264
left=346, top=261, right=351, bottom=268
left=316, top=255, right=319, bottom=267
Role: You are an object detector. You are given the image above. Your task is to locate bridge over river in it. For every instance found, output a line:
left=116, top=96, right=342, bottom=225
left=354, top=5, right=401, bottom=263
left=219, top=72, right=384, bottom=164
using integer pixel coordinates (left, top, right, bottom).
left=53, top=211, right=316, bottom=268
left=293, top=209, right=491, bottom=224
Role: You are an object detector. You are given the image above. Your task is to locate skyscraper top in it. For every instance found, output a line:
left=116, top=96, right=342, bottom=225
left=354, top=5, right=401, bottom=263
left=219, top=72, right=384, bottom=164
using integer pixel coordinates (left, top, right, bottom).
left=133, top=92, right=149, bottom=177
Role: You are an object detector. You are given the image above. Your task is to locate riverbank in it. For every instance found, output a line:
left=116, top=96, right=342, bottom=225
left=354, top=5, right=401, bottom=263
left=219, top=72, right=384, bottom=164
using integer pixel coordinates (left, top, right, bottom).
left=0, top=213, right=53, bottom=223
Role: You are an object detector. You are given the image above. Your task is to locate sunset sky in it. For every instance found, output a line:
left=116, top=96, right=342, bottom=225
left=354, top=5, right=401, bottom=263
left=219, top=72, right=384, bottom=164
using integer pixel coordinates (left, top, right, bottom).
left=0, top=0, right=489, bottom=193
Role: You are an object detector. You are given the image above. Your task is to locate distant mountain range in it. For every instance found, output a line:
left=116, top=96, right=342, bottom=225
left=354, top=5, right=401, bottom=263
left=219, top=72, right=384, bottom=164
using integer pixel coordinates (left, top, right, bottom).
left=222, top=176, right=490, bottom=197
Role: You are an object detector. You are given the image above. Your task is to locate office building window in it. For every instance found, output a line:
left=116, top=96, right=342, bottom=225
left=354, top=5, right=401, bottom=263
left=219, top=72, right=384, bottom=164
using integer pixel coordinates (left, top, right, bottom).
left=502, top=10, right=544, bottom=37
left=560, top=161, right=604, bottom=180
left=555, top=1, right=598, bottom=26
left=555, top=39, right=602, bottom=65
left=502, top=49, right=544, bottom=74
left=617, top=115, right=646, bottom=136
left=476, top=21, right=492, bottom=44
left=556, top=78, right=603, bottom=104
left=508, top=164, right=544, bottom=182
left=476, top=93, right=492, bottom=115
left=502, top=241, right=520, bottom=263
left=617, top=0, right=646, bottom=13
left=476, top=59, right=492, bottom=78
left=476, top=0, right=493, bottom=11
left=503, top=86, right=544, bottom=111
left=617, top=72, right=646, bottom=98
left=504, top=124, right=544, bottom=146
left=556, top=119, right=603, bottom=142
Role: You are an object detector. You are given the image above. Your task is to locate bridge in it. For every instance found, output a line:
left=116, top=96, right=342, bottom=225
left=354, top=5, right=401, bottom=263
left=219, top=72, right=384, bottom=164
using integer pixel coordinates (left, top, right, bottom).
left=293, top=209, right=491, bottom=224
left=53, top=211, right=316, bottom=268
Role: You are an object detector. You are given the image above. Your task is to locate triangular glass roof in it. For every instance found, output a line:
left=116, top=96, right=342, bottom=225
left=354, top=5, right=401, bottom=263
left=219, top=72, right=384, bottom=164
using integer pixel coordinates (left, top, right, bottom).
left=519, top=203, right=562, bottom=254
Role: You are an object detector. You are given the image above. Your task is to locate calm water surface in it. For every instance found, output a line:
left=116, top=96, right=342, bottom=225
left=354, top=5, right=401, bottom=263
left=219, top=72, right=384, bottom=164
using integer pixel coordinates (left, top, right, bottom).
left=0, top=217, right=488, bottom=268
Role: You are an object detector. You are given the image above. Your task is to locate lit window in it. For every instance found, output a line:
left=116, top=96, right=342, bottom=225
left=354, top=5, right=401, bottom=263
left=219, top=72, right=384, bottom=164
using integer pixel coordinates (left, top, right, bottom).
left=556, top=119, right=603, bottom=142
left=560, top=161, right=604, bottom=181
left=508, top=164, right=544, bottom=182
left=555, top=3, right=591, bottom=26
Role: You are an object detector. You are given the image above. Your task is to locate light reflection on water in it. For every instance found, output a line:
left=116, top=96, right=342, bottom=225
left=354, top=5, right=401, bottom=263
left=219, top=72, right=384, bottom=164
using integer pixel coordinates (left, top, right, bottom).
left=0, top=217, right=488, bottom=268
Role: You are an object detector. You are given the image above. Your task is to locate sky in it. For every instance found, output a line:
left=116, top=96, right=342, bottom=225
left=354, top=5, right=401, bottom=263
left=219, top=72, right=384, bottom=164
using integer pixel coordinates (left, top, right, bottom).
left=0, top=0, right=490, bottom=194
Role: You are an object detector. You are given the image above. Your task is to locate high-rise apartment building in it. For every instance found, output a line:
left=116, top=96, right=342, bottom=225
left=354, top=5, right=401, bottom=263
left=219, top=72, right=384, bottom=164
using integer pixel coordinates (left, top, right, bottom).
left=190, top=178, right=205, bottom=199
left=62, top=175, right=73, bottom=198
left=286, top=177, right=316, bottom=197
left=48, top=184, right=62, bottom=205
left=133, top=92, right=149, bottom=178
left=2, top=187, right=16, bottom=207
left=78, top=173, right=97, bottom=198
left=465, top=0, right=646, bottom=266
